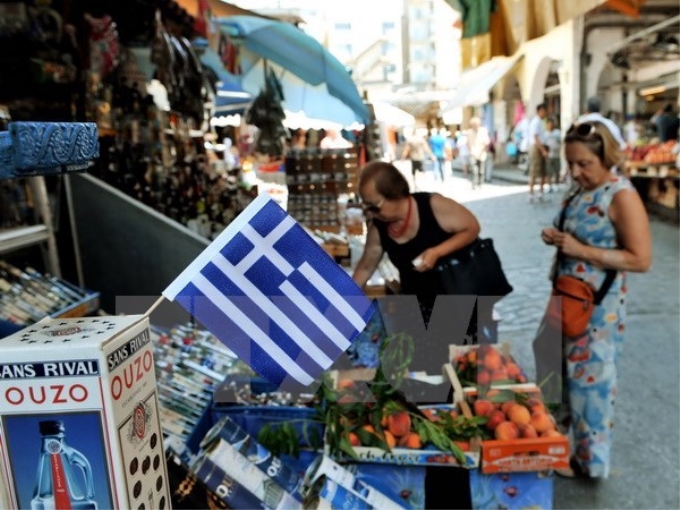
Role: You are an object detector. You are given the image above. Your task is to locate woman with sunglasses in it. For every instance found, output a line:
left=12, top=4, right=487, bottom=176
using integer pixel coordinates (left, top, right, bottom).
left=351, top=160, right=481, bottom=329
left=540, top=121, right=651, bottom=478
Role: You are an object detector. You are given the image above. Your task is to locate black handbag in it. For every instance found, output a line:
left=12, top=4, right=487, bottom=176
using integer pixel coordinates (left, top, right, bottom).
left=434, top=238, right=513, bottom=299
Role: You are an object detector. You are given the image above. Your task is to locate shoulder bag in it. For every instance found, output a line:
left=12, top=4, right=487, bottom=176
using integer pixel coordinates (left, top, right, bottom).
left=546, top=194, right=616, bottom=338
left=434, top=237, right=513, bottom=300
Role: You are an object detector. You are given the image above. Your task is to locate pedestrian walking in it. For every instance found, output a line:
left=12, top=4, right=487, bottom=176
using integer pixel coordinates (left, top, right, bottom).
left=428, top=128, right=448, bottom=182
left=466, top=117, right=490, bottom=190
left=527, top=103, right=548, bottom=202
left=544, top=117, right=561, bottom=192
left=402, top=127, right=436, bottom=186
left=537, top=120, right=651, bottom=479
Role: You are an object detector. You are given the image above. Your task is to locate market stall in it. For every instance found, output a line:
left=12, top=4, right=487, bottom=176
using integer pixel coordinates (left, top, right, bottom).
left=624, top=140, right=680, bottom=223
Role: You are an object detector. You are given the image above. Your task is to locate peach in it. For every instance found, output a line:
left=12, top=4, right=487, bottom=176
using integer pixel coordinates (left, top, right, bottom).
left=476, top=370, right=491, bottom=385
left=454, top=441, right=470, bottom=452
left=466, top=350, right=477, bottom=364
left=490, top=369, right=509, bottom=382
left=486, top=389, right=501, bottom=399
left=507, top=404, right=531, bottom=426
left=398, top=432, right=422, bottom=449
left=486, top=410, right=506, bottom=431
left=383, top=430, right=397, bottom=449
left=421, top=408, right=438, bottom=422
left=348, top=432, right=360, bottom=446
left=525, top=398, right=546, bottom=413
left=518, top=424, right=538, bottom=439
left=506, top=363, right=522, bottom=378
left=473, top=399, right=494, bottom=417
left=494, top=421, right=519, bottom=440
left=387, top=411, right=412, bottom=437
left=541, top=429, right=563, bottom=438
left=501, top=401, right=516, bottom=415
left=530, top=411, right=554, bottom=434
left=337, top=379, right=355, bottom=390
left=482, top=350, right=502, bottom=371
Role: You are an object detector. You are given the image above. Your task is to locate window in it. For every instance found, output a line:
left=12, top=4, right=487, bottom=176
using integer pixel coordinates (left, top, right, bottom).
left=382, top=21, right=395, bottom=35
left=334, top=22, right=351, bottom=31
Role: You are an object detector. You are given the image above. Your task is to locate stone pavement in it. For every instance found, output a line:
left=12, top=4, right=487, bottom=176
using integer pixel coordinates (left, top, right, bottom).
left=402, top=164, right=680, bottom=509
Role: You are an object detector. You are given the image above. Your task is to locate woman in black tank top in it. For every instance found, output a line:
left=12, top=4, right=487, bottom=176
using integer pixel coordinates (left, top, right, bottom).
left=352, top=161, right=481, bottom=325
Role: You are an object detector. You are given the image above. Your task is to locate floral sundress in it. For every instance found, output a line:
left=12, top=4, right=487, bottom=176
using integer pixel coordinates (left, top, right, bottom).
left=553, top=176, right=633, bottom=478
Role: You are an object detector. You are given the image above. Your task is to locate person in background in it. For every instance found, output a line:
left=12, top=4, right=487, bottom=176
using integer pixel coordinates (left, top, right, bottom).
left=291, top=128, right=307, bottom=150
left=455, top=129, right=470, bottom=178
left=466, top=117, right=490, bottom=190
left=320, top=128, right=353, bottom=149
left=623, top=114, right=643, bottom=147
left=578, top=96, right=626, bottom=150
left=544, top=117, right=562, bottom=193
left=428, top=128, right=448, bottom=182
left=528, top=103, right=549, bottom=202
left=485, top=130, right=496, bottom=183
left=352, top=160, right=480, bottom=327
left=402, top=127, right=436, bottom=186
left=651, top=103, right=680, bottom=142
left=539, top=120, right=651, bottom=479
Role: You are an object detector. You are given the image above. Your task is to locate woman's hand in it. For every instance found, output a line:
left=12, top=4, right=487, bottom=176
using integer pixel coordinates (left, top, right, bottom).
left=541, top=227, right=558, bottom=245
left=412, top=248, right=439, bottom=272
left=552, top=231, right=585, bottom=258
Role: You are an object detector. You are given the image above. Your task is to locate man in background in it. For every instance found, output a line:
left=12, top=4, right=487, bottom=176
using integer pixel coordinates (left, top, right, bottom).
left=651, top=103, right=680, bottom=142
left=578, top=96, right=626, bottom=149
left=527, top=103, right=548, bottom=202
left=402, top=127, right=435, bottom=187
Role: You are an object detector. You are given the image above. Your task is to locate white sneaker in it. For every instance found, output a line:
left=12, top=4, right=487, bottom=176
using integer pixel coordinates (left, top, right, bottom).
left=537, top=192, right=544, bottom=202
left=527, top=194, right=535, bottom=203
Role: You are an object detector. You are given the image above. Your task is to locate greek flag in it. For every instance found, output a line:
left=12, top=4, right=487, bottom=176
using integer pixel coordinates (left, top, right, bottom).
left=163, top=193, right=373, bottom=386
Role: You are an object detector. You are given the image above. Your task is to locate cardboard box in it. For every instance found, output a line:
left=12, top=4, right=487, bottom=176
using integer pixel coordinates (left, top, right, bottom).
left=444, top=365, right=569, bottom=474
left=0, top=315, right=170, bottom=509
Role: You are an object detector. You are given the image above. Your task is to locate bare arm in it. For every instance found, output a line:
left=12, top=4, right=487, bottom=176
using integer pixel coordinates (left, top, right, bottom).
left=412, top=194, right=481, bottom=272
left=352, top=223, right=385, bottom=288
left=551, top=189, right=652, bottom=272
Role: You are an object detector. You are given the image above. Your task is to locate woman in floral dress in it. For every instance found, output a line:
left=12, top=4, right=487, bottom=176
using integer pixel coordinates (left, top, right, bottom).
left=540, top=120, right=651, bottom=478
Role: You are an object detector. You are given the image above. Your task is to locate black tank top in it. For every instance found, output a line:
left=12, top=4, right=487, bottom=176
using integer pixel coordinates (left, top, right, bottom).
left=375, top=193, right=450, bottom=301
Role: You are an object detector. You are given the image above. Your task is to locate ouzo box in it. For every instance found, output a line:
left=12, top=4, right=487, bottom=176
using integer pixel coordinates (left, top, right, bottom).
left=0, top=315, right=170, bottom=509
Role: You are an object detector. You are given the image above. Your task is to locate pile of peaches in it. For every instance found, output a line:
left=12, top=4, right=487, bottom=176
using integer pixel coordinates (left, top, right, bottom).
left=471, top=390, right=563, bottom=441
left=452, top=345, right=528, bottom=386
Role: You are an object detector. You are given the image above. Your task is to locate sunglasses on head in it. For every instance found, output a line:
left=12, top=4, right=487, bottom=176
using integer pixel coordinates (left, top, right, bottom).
left=569, top=122, right=598, bottom=137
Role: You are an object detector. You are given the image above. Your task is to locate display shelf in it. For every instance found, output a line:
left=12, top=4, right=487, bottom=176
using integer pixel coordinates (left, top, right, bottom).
left=52, top=291, right=101, bottom=319
left=0, top=225, right=50, bottom=254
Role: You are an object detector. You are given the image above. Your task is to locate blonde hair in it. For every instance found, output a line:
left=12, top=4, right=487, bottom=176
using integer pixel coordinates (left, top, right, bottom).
left=565, top=121, right=622, bottom=170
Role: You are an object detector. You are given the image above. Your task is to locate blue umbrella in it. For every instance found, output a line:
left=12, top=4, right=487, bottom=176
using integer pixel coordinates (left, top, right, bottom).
left=216, top=15, right=369, bottom=125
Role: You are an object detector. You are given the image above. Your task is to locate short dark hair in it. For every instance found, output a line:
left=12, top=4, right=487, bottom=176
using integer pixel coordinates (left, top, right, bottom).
left=586, top=96, right=602, bottom=113
left=358, top=161, right=410, bottom=200
left=536, top=103, right=547, bottom=112
left=663, top=103, right=673, bottom=113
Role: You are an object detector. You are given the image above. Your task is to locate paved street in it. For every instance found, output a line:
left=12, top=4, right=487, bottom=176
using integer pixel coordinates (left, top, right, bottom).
left=405, top=164, right=680, bottom=509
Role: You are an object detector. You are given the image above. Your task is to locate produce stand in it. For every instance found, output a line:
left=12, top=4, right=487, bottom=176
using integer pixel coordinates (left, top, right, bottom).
left=624, top=141, right=680, bottom=223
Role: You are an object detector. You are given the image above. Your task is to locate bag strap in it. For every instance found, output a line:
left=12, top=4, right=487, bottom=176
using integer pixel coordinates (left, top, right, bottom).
left=555, top=192, right=616, bottom=305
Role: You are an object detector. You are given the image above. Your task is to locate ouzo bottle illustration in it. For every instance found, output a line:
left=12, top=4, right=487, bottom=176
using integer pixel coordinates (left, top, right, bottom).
left=31, top=420, right=98, bottom=510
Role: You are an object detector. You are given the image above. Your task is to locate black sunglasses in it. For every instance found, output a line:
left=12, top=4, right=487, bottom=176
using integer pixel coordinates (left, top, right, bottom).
left=567, top=122, right=605, bottom=159
left=568, top=122, right=598, bottom=137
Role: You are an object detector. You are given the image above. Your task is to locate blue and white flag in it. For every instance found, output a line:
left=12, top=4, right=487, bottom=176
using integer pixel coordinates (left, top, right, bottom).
left=163, top=193, right=373, bottom=386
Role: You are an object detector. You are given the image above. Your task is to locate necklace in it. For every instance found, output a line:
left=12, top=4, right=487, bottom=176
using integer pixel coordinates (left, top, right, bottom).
left=388, top=196, right=412, bottom=238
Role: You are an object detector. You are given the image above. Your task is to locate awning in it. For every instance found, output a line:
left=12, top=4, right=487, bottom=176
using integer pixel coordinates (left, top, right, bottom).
left=456, top=0, right=645, bottom=68
left=445, top=53, right=523, bottom=109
